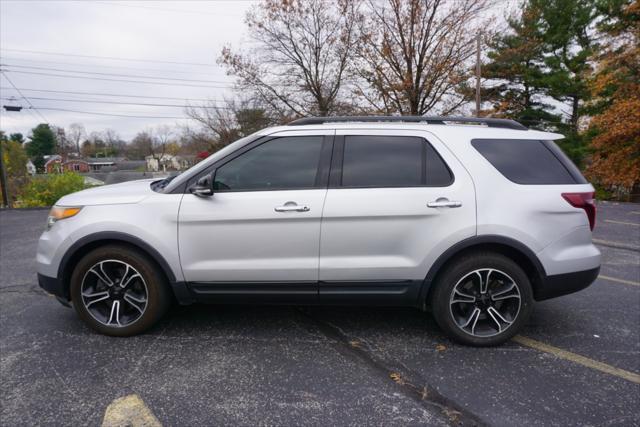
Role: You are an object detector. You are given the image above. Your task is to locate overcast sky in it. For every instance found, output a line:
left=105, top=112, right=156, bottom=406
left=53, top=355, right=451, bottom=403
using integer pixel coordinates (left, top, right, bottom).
left=0, top=0, right=257, bottom=140
left=0, top=0, right=522, bottom=141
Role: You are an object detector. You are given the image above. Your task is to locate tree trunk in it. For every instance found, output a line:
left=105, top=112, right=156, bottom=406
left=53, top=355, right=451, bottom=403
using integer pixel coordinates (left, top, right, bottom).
left=571, top=96, right=579, bottom=129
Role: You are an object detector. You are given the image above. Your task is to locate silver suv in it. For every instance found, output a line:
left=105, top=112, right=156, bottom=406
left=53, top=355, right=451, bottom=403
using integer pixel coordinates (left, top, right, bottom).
left=36, top=116, right=601, bottom=346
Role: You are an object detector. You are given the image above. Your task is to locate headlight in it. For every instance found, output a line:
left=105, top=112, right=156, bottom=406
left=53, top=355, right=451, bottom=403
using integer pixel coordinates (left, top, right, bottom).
left=47, top=206, right=82, bottom=230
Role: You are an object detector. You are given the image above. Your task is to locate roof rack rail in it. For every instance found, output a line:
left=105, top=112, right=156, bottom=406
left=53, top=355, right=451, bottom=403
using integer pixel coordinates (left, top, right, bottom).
left=288, top=115, right=528, bottom=131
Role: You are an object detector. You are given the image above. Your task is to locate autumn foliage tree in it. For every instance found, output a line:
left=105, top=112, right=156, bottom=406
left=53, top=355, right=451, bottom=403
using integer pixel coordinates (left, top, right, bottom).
left=351, top=0, right=491, bottom=115
left=586, top=0, right=639, bottom=198
left=0, top=131, right=29, bottom=205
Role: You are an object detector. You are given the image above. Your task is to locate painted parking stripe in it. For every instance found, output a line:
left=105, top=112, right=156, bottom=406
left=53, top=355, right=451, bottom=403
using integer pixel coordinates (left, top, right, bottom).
left=630, top=211, right=640, bottom=215
left=592, top=238, right=640, bottom=251
left=513, top=336, right=640, bottom=384
left=604, top=219, right=640, bottom=227
left=599, top=275, right=640, bottom=287
left=102, top=394, right=161, bottom=427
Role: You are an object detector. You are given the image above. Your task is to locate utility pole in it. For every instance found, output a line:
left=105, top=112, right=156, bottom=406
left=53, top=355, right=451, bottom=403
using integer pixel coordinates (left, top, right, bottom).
left=0, top=140, right=9, bottom=207
left=475, top=32, right=482, bottom=118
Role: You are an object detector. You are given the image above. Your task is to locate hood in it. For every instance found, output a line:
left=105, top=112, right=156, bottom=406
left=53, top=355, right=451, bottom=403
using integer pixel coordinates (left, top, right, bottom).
left=56, top=179, right=157, bottom=206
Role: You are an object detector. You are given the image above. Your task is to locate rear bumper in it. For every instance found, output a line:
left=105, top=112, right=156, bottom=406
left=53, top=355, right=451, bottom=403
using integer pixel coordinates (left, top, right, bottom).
left=37, top=273, right=71, bottom=306
left=534, top=267, right=600, bottom=301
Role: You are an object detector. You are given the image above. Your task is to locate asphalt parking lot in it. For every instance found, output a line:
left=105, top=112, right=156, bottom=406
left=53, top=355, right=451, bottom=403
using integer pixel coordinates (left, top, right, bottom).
left=1, top=202, right=638, bottom=426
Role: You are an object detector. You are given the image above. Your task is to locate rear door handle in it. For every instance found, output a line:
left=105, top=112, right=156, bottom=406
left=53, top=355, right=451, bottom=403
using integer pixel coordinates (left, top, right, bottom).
left=275, top=202, right=310, bottom=212
left=427, top=199, right=462, bottom=208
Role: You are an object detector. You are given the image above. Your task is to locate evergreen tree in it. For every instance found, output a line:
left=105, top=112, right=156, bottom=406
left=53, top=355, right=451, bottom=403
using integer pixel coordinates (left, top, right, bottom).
left=9, top=133, right=25, bottom=144
left=537, top=0, right=596, bottom=128
left=26, top=124, right=56, bottom=172
left=484, top=0, right=597, bottom=165
left=483, top=3, right=561, bottom=130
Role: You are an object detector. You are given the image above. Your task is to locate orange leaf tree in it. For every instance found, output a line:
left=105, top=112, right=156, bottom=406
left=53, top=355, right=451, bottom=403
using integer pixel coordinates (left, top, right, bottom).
left=586, top=0, right=640, bottom=196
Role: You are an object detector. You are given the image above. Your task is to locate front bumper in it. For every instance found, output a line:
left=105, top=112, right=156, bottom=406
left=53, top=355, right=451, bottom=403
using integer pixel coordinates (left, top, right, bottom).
left=534, top=266, right=600, bottom=301
left=37, top=273, right=71, bottom=307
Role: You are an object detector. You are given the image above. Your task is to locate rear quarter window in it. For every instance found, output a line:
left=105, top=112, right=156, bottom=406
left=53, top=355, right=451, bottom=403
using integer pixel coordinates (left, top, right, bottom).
left=471, top=139, right=587, bottom=185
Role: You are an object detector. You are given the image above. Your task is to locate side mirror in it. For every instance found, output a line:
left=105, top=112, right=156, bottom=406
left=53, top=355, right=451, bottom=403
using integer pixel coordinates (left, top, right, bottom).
left=189, top=175, right=213, bottom=197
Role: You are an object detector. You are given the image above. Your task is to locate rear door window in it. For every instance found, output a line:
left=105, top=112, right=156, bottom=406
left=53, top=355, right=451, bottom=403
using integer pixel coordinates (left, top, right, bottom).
left=471, top=139, right=586, bottom=185
left=340, top=136, right=453, bottom=188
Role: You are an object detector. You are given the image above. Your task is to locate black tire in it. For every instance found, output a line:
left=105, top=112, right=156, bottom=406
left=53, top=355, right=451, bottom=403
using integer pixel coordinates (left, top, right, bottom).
left=430, top=252, right=533, bottom=346
left=70, top=244, right=171, bottom=336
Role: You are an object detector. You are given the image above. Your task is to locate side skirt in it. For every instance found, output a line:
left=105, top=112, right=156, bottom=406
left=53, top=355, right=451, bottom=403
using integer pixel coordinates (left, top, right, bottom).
left=171, top=280, right=424, bottom=307
left=319, top=280, right=423, bottom=307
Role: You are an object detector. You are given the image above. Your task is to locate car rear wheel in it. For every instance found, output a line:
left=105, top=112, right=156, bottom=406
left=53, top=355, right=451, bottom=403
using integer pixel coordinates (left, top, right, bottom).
left=430, top=252, right=533, bottom=346
left=70, top=244, right=171, bottom=336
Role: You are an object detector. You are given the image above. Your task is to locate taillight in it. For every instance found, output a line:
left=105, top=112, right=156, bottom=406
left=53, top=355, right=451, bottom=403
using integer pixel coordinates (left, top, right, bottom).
left=562, top=192, right=596, bottom=231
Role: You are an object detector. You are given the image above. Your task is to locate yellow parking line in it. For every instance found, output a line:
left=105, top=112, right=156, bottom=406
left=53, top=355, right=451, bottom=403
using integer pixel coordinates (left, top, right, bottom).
left=513, top=335, right=640, bottom=385
left=102, top=394, right=161, bottom=427
left=604, top=219, right=640, bottom=227
left=599, top=275, right=640, bottom=287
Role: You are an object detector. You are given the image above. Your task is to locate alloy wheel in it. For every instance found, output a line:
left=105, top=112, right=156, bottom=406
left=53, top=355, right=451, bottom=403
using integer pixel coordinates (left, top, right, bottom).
left=449, top=268, right=521, bottom=337
left=80, top=260, right=148, bottom=327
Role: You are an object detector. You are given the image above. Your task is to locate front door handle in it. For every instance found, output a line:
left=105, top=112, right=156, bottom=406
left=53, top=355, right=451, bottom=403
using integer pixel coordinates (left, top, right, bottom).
left=275, top=201, right=310, bottom=212
left=427, top=199, right=462, bottom=208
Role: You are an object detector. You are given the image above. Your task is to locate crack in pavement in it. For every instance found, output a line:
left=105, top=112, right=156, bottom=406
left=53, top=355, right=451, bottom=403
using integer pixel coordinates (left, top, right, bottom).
left=0, top=283, right=49, bottom=296
left=295, top=308, right=486, bottom=427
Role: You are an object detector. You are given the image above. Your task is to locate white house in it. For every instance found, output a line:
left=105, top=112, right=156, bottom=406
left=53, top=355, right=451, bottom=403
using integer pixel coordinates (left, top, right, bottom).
left=26, top=159, right=36, bottom=175
left=145, top=154, right=194, bottom=172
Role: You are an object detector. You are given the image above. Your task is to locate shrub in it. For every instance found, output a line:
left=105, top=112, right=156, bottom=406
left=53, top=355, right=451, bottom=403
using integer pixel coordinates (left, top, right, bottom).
left=17, top=172, right=87, bottom=208
left=1, top=137, right=29, bottom=206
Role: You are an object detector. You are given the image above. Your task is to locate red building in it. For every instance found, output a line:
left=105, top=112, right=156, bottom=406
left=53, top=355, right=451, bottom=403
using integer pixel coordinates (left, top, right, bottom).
left=62, top=159, right=90, bottom=172
left=44, top=156, right=90, bottom=173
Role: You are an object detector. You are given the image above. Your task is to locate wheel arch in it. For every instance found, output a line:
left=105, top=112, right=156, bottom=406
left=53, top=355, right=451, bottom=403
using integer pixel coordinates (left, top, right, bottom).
left=420, top=235, right=547, bottom=307
left=58, top=231, right=178, bottom=301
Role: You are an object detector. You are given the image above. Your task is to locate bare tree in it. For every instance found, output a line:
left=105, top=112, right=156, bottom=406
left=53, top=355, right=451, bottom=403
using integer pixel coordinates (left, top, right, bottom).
left=150, top=125, right=173, bottom=161
left=353, top=0, right=492, bottom=115
left=52, top=126, right=72, bottom=156
left=186, top=102, right=242, bottom=149
left=176, top=129, right=214, bottom=156
left=130, top=131, right=154, bottom=161
left=67, top=123, right=85, bottom=155
left=102, top=128, right=123, bottom=156
left=185, top=98, right=274, bottom=152
left=219, top=0, right=361, bottom=118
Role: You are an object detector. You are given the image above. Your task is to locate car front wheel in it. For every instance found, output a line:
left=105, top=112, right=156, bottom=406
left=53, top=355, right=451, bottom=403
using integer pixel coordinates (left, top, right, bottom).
left=70, top=244, right=171, bottom=336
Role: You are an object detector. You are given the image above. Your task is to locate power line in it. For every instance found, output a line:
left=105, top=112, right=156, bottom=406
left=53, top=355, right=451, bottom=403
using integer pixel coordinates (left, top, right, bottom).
left=1, top=63, right=231, bottom=84
left=0, top=48, right=217, bottom=67
left=0, top=69, right=233, bottom=89
left=0, top=71, right=48, bottom=122
left=0, top=55, right=227, bottom=77
left=0, top=86, right=222, bottom=103
left=1, top=96, right=232, bottom=110
left=31, top=107, right=190, bottom=120
left=92, top=0, right=251, bottom=17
